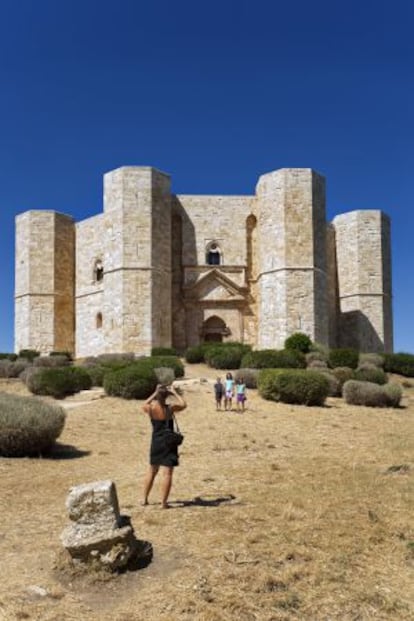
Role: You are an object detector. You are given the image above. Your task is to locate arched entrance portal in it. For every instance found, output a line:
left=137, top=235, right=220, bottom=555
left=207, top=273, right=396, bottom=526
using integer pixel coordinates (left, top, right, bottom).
left=202, top=315, right=228, bottom=343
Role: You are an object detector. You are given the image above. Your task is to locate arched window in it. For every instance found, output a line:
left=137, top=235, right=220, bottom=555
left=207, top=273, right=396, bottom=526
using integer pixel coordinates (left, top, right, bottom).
left=96, top=312, right=103, bottom=329
left=93, top=259, right=104, bottom=283
left=206, top=242, right=221, bottom=265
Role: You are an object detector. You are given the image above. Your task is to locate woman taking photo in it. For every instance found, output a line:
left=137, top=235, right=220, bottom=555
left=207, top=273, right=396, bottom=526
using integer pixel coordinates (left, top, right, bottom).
left=141, top=384, right=186, bottom=508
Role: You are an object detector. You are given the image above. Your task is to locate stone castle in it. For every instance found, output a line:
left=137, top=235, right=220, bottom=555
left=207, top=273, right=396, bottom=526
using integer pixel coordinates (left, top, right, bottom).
left=14, top=166, right=393, bottom=357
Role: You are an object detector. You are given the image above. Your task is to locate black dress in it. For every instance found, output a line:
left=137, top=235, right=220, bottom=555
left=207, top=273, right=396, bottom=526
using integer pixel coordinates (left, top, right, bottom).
left=150, top=415, right=179, bottom=468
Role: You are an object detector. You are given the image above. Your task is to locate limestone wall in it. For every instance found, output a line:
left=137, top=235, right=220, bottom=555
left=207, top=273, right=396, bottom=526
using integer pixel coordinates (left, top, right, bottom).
left=333, top=210, right=393, bottom=352
left=177, top=195, right=254, bottom=269
left=255, top=169, right=328, bottom=349
left=75, top=214, right=106, bottom=357
left=15, top=211, right=75, bottom=354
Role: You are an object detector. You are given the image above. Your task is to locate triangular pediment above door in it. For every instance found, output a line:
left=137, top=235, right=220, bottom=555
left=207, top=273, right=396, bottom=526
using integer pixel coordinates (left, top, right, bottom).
left=184, top=269, right=247, bottom=303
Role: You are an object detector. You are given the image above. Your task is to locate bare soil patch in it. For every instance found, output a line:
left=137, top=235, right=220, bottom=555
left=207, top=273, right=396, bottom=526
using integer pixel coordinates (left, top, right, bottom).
left=1, top=367, right=414, bottom=621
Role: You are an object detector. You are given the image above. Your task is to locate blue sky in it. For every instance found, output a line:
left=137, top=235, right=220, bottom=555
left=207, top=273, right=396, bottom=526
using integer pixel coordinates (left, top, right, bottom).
left=0, top=0, right=412, bottom=353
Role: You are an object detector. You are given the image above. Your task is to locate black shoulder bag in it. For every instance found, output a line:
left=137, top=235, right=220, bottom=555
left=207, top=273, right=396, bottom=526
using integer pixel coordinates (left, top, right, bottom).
left=163, top=405, right=184, bottom=450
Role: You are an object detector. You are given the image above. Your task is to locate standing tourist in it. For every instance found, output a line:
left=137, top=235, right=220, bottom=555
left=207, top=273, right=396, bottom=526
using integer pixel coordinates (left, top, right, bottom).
left=236, top=377, right=247, bottom=412
left=224, top=372, right=234, bottom=411
left=214, top=377, right=224, bottom=410
left=141, top=384, right=186, bottom=508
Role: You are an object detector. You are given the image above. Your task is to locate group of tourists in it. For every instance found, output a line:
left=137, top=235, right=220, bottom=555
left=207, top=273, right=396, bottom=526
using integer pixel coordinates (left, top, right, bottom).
left=213, top=372, right=247, bottom=412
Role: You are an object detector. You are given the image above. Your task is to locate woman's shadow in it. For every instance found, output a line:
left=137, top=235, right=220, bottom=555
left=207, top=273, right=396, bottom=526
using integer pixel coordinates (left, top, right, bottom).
left=172, top=494, right=236, bottom=508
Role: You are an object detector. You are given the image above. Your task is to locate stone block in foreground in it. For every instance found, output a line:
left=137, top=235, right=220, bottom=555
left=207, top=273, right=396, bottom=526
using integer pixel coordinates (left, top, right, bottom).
left=61, top=480, right=138, bottom=571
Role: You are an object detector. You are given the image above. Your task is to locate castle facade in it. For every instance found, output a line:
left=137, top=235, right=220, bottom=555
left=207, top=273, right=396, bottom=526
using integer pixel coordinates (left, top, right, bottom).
left=14, top=166, right=393, bottom=356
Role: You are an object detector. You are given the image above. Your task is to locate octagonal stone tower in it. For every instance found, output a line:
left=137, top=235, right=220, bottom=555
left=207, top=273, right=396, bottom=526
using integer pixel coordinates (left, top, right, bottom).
left=255, top=168, right=328, bottom=348
left=15, top=211, right=75, bottom=353
left=333, top=210, right=393, bottom=352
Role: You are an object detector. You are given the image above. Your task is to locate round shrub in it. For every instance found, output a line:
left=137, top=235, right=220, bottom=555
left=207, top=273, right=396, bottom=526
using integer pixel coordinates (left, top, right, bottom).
left=331, top=366, right=354, bottom=391
left=354, top=366, right=387, bottom=385
left=358, top=353, right=384, bottom=368
left=234, top=368, right=259, bottom=389
left=67, top=366, right=93, bottom=391
left=34, top=355, right=70, bottom=368
left=154, top=367, right=175, bottom=385
left=383, top=353, right=414, bottom=377
left=97, top=353, right=136, bottom=369
left=184, top=345, right=205, bottom=364
left=146, top=356, right=184, bottom=378
left=241, top=349, right=305, bottom=370
left=0, top=353, right=18, bottom=361
left=80, top=356, right=100, bottom=367
left=84, top=365, right=106, bottom=387
left=383, top=383, right=403, bottom=407
left=328, top=348, right=359, bottom=370
left=19, top=349, right=40, bottom=362
left=284, top=332, right=313, bottom=354
left=103, top=363, right=157, bottom=399
left=0, top=393, right=66, bottom=457
left=151, top=347, right=177, bottom=356
left=0, top=359, right=30, bottom=378
left=306, top=350, right=328, bottom=365
left=258, top=369, right=329, bottom=406
left=342, top=380, right=401, bottom=407
left=205, top=346, right=243, bottom=370
left=20, top=366, right=41, bottom=386
left=310, top=369, right=341, bottom=397
left=27, top=368, right=79, bottom=399
left=307, top=359, right=328, bottom=370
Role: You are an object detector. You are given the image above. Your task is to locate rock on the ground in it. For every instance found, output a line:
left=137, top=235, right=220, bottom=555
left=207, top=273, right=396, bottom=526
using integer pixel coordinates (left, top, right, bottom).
left=61, top=480, right=138, bottom=571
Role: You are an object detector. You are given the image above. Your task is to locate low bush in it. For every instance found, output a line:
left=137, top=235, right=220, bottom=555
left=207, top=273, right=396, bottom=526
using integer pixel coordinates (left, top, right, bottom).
left=241, top=349, right=305, bottom=370
left=151, top=347, right=177, bottom=356
left=66, top=366, right=93, bottom=391
left=306, top=350, right=328, bottom=365
left=383, top=383, right=403, bottom=407
left=97, top=353, right=136, bottom=365
left=331, top=366, right=354, bottom=391
left=154, top=367, right=175, bottom=385
left=103, top=363, right=157, bottom=399
left=0, top=353, right=18, bottom=361
left=34, top=355, right=70, bottom=368
left=284, top=332, right=313, bottom=353
left=0, top=393, right=66, bottom=457
left=49, top=351, right=73, bottom=361
left=328, top=348, right=359, bottom=370
left=20, top=366, right=41, bottom=386
left=184, top=345, right=205, bottom=364
left=84, top=365, right=106, bottom=387
left=354, top=366, right=387, bottom=385
left=234, top=368, right=259, bottom=389
left=383, top=352, right=414, bottom=377
left=146, top=356, right=185, bottom=378
left=343, top=380, right=402, bottom=407
left=19, top=349, right=40, bottom=362
left=27, top=368, right=79, bottom=399
left=258, top=369, right=329, bottom=406
left=307, top=359, right=328, bottom=369
left=205, top=346, right=244, bottom=370
left=358, top=353, right=384, bottom=368
left=0, top=359, right=30, bottom=378
left=310, top=369, right=341, bottom=397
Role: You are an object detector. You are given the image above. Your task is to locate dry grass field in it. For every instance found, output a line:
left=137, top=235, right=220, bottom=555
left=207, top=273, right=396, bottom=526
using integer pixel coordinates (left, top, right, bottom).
left=1, top=364, right=414, bottom=621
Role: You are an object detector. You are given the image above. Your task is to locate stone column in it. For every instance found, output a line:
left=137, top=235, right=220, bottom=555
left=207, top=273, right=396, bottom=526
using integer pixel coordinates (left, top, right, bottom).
left=255, top=168, right=328, bottom=349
